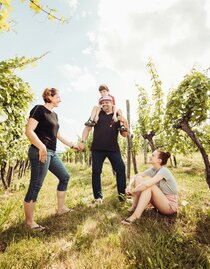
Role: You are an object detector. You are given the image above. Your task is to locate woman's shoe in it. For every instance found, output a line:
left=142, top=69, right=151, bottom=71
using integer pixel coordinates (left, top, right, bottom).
left=121, top=214, right=138, bottom=225
left=56, top=208, right=74, bottom=216
left=121, top=218, right=134, bottom=225
left=25, top=223, right=46, bottom=231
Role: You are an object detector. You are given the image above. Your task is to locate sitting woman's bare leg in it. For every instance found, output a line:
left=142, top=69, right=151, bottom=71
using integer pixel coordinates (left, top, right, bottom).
left=125, top=185, right=175, bottom=224
left=127, top=192, right=140, bottom=212
left=127, top=175, right=146, bottom=212
left=150, top=185, right=174, bottom=214
left=126, top=187, right=152, bottom=222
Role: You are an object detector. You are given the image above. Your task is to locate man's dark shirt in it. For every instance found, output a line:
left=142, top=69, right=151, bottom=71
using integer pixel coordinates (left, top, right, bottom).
left=91, top=110, right=120, bottom=152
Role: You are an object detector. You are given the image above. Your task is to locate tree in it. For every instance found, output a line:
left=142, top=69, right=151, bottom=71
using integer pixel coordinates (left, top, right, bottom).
left=136, top=59, right=164, bottom=151
left=0, top=56, right=39, bottom=189
left=0, top=0, right=67, bottom=32
left=165, top=69, right=210, bottom=188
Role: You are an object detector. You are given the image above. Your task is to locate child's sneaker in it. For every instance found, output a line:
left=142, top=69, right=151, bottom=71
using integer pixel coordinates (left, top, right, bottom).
left=118, top=125, right=128, bottom=132
left=85, top=119, right=96, bottom=127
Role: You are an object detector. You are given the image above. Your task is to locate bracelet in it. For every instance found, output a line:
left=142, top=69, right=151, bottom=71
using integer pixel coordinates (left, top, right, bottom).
left=81, top=140, right=86, bottom=144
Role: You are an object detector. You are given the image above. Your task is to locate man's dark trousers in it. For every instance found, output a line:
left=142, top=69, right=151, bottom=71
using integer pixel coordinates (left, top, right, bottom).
left=92, top=150, right=126, bottom=200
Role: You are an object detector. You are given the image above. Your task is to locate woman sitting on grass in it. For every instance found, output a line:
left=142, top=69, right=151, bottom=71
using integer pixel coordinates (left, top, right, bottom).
left=122, top=149, right=178, bottom=225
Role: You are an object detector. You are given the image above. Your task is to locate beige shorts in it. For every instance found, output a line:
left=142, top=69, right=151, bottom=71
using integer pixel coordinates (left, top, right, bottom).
left=166, top=194, right=178, bottom=214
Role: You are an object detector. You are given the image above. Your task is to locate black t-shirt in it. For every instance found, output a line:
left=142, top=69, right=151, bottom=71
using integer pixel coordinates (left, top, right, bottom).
left=91, top=110, right=120, bottom=152
left=29, top=105, right=59, bottom=151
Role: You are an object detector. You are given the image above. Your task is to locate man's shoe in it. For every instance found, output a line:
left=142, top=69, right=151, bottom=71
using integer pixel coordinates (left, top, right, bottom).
left=118, top=194, right=126, bottom=202
left=94, top=198, right=103, bottom=204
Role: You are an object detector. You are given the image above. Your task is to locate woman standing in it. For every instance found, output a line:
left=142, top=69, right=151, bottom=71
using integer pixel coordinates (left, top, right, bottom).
left=122, top=149, right=178, bottom=225
left=24, top=88, right=78, bottom=231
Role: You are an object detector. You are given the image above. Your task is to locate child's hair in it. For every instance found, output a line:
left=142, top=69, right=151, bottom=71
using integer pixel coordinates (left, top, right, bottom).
left=98, top=84, right=109, bottom=92
left=157, top=150, right=171, bottom=165
left=42, top=88, right=58, bottom=103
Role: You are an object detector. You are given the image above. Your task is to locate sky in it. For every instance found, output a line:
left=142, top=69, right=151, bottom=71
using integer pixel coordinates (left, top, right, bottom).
left=1, top=0, right=210, bottom=150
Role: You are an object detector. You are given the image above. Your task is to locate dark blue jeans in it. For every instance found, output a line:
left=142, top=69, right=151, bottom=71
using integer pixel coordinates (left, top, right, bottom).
left=24, top=145, right=70, bottom=203
left=92, top=150, right=126, bottom=200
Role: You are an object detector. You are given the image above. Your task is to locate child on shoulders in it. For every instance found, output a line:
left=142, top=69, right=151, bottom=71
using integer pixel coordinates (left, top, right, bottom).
left=85, top=84, right=126, bottom=132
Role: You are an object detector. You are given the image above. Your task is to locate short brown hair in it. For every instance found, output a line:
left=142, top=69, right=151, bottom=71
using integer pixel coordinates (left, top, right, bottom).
left=157, top=150, right=171, bottom=165
left=42, top=88, right=58, bottom=103
left=98, top=84, right=109, bottom=92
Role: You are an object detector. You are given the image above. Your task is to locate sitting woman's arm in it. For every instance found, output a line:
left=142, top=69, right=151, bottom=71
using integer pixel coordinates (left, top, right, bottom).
left=125, top=172, right=147, bottom=194
left=132, top=174, right=163, bottom=193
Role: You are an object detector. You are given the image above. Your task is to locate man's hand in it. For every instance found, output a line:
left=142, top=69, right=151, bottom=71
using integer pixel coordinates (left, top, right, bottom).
left=78, top=142, right=86, bottom=151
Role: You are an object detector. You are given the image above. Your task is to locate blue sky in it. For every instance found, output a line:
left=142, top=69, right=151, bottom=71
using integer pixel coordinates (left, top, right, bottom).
left=1, top=0, right=210, bottom=149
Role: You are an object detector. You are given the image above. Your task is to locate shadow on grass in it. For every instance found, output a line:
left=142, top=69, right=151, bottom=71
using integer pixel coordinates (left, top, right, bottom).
left=0, top=194, right=176, bottom=250
left=195, top=214, right=210, bottom=245
left=3, top=197, right=209, bottom=269
left=2, top=194, right=209, bottom=269
left=119, top=209, right=210, bottom=269
left=0, top=197, right=122, bottom=252
left=120, top=228, right=210, bottom=269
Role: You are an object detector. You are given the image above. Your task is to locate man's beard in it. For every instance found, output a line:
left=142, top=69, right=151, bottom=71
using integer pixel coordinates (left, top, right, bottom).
left=102, top=105, right=112, bottom=112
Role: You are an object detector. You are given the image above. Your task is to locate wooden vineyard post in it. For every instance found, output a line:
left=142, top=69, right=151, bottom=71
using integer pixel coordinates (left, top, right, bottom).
left=126, top=100, right=131, bottom=180
left=143, top=139, right=147, bottom=164
left=130, top=134, right=138, bottom=174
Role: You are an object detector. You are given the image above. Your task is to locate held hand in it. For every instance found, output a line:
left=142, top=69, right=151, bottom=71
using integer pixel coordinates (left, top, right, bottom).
left=39, top=146, right=47, bottom=163
left=78, top=142, right=85, bottom=151
left=71, top=144, right=80, bottom=151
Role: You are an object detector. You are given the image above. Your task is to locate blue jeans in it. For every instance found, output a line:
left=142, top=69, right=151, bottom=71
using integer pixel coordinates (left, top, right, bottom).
left=24, top=145, right=70, bottom=203
left=92, top=150, right=126, bottom=200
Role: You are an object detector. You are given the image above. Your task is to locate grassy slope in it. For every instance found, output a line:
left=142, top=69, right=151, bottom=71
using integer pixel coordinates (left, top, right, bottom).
left=0, top=154, right=209, bottom=269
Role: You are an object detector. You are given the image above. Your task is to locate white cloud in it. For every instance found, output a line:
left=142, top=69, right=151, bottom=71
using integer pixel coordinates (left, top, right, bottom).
left=87, top=32, right=97, bottom=43
left=58, top=64, right=97, bottom=92
left=204, top=0, right=210, bottom=27
left=96, top=0, right=210, bottom=91
left=81, top=10, right=92, bottom=18
left=82, top=47, right=93, bottom=55
left=60, top=116, right=75, bottom=125
left=68, top=0, right=78, bottom=9
left=60, top=86, right=73, bottom=93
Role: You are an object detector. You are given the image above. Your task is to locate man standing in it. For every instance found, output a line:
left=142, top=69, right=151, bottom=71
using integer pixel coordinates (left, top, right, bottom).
left=79, top=94, right=129, bottom=203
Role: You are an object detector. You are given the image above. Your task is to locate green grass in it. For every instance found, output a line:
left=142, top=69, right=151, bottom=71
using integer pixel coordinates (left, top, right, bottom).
left=0, top=155, right=209, bottom=269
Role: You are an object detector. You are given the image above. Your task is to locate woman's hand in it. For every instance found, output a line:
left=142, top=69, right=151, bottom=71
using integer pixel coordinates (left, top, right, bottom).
left=125, top=186, right=133, bottom=196
left=39, top=145, right=47, bottom=163
left=71, top=144, right=80, bottom=150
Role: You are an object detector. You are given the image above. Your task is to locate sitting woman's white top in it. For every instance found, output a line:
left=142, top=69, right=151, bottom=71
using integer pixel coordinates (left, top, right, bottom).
left=143, top=166, right=178, bottom=195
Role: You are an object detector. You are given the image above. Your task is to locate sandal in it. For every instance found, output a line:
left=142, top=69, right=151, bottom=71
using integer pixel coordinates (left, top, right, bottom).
left=121, top=218, right=133, bottom=225
left=25, top=224, right=46, bottom=231
left=121, top=214, right=138, bottom=225
left=56, top=208, right=74, bottom=216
